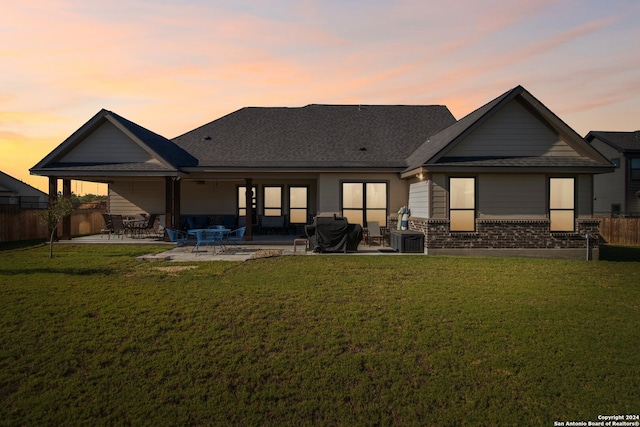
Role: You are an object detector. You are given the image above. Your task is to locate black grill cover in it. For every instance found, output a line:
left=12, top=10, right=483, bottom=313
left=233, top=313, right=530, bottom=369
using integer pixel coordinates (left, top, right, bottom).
left=305, top=215, right=363, bottom=253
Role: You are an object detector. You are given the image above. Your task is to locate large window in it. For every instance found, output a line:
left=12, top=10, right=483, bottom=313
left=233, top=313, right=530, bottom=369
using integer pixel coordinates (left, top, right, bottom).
left=289, top=186, right=308, bottom=224
left=449, top=177, right=475, bottom=232
left=341, top=182, right=387, bottom=226
left=237, top=186, right=256, bottom=217
left=549, top=178, right=574, bottom=232
left=263, top=186, right=283, bottom=216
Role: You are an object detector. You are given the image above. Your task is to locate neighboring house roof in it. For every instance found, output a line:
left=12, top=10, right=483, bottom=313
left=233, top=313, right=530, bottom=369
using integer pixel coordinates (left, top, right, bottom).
left=30, top=109, right=197, bottom=177
left=0, top=182, right=15, bottom=195
left=404, top=85, right=612, bottom=174
left=0, top=170, right=48, bottom=199
left=585, top=131, right=640, bottom=153
left=172, top=104, right=456, bottom=170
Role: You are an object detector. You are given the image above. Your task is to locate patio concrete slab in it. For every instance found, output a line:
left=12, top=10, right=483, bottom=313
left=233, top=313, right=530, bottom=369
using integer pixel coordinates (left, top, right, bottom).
left=58, top=233, right=409, bottom=262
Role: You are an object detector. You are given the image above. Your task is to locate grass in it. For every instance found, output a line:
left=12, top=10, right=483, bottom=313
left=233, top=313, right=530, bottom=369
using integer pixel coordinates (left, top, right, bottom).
left=0, top=244, right=639, bottom=426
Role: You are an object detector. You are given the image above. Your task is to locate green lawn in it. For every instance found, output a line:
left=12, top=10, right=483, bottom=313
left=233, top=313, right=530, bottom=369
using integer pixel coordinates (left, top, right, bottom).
left=0, top=245, right=638, bottom=426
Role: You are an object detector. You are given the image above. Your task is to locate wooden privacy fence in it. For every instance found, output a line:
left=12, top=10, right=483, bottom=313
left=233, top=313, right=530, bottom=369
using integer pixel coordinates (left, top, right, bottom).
left=0, top=205, right=105, bottom=243
left=599, top=217, right=640, bottom=246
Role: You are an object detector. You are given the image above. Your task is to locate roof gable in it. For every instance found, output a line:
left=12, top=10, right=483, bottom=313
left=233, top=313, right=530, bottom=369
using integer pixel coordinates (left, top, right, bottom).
left=405, top=85, right=612, bottom=173
left=59, top=120, right=153, bottom=163
left=443, top=98, right=578, bottom=158
left=31, top=110, right=197, bottom=176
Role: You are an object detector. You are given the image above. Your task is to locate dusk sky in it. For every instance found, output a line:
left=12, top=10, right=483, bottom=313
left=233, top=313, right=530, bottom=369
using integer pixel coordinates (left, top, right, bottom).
left=2, top=0, right=639, bottom=194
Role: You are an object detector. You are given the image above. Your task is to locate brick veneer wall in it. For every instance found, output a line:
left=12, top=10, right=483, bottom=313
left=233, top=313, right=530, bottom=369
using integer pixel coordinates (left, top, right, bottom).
left=387, top=217, right=600, bottom=250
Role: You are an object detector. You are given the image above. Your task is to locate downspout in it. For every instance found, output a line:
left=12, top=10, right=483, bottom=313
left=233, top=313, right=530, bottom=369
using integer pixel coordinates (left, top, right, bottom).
left=173, top=177, right=181, bottom=231
left=165, top=177, right=173, bottom=238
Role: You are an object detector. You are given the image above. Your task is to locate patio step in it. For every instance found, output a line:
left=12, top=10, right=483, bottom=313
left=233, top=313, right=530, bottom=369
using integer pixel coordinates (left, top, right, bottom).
left=136, top=253, right=172, bottom=262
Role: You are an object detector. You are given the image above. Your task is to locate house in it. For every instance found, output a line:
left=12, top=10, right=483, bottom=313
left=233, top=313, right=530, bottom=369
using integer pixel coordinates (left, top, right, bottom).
left=0, top=170, right=48, bottom=208
left=585, top=131, right=640, bottom=216
left=30, top=85, right=613, bottom=258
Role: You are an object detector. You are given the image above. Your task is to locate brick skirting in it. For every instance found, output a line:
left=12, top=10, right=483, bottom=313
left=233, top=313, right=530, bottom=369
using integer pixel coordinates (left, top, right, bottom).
left=388, top=217, right=600, bottom=250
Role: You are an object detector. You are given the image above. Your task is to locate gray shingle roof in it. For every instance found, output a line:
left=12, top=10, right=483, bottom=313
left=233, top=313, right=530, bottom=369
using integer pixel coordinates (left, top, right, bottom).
left=586, top=131, right=640, bottom=152
left=45, top=162, right=178, bottom=173
left=172, top=104, right=456, bottom=169
left=431, top=156, right=609, bottom=169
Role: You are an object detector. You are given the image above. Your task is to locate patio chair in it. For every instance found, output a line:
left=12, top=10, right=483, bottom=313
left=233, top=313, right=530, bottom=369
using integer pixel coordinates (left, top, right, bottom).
left=226, top=226, right=246, bottom=246
left=166, top=228, right=189, bottom=247
left=101, top=213, right=113, bottom=238
left=193, top=229, right=225, bottom=255
left=110, top=215, right=126, bottom=239
left=367, top=221, right=384, bottom=246
left=137, top=213, right=158, bottom=237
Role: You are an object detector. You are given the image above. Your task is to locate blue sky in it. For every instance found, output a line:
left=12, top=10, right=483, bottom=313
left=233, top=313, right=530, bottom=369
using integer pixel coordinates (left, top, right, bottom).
left=2, top=0, right=639, bottom=193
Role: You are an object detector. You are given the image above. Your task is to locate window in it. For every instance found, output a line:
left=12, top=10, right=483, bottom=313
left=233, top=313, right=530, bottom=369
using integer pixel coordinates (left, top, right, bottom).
left=449, top=177, right=475, bottom=232
left=263, top=186, right=283, bottom=216
left=289, top=186, right=308, bottom=224
left=549, top=178, right=574, bottom=232
left=631, top=158, right=640, bottom=180
left=341, top=182, right=387, bottom=226
left=237, top=186, right=256, bottom=217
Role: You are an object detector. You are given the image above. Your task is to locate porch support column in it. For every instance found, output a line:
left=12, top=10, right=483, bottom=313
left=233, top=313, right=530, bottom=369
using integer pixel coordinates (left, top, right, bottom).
left=173, top=178, right=181, bottom=230
left=48, top=177, right=58, bottom=241
left=244, top=178, right=253, bottom=241
left=163, top=176, right=182, bottom=239
left=61, top=179, right=72, bottom=240
left=165, top=177, right=173, bottom=234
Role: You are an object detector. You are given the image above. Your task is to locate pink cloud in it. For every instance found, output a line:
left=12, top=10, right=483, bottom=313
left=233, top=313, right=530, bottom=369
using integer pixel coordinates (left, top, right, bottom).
left=439, top=17, right=617, bottom=85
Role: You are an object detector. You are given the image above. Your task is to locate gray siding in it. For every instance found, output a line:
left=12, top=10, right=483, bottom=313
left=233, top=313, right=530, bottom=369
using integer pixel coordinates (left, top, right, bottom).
left=577, top=174, right=593, bottom=218
left=429, top=173, right=592, bottom=221
left=446, top=100, right=579, bottom=158
left=590, top=139, right=624, bottom=215
left=626, top=161, right=640, bottom=215
left=408, top=181, right=429, bottom=218
left=478, top=174, right=546, bottom=218
left=181, top=181, right=237, bottom=215
left=61, top=121, right=152, bottom=163
left=431, top=174, right=447, bottom=218
left=109, top=180, right=165, bottom=215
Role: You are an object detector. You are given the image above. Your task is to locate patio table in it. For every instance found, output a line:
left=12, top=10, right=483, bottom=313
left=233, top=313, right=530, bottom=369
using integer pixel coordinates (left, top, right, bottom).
left=123, top=218, right=147, bottom=238
left=188, top=228, right=231, bottom=255
left=187, top=228, right=231, bottom=237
